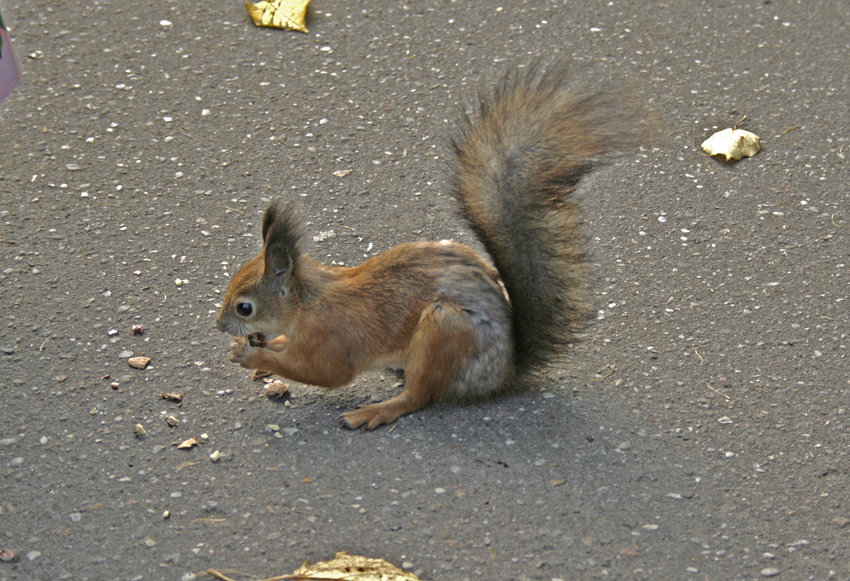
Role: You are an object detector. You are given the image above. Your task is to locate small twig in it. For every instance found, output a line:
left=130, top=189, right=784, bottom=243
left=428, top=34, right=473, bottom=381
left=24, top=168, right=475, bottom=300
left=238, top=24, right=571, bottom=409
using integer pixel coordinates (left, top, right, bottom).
left=691, top=343, right=709, bottom=366
left=190, top=517, right=228, bottom=525
left=217, top=204, right=245, bottom=215
left=775, top=125, right=801, bottom=138
left=705, top=382, right=731, bottom=400
left=39, top=335, right=55, bottom=351
left=201, top=570, right=242, bottom=581
left=732, top=115, right=747, bottom=130
left=592, top=364, right=615, bottom=381
left=831, top=213, right=841, bottom=227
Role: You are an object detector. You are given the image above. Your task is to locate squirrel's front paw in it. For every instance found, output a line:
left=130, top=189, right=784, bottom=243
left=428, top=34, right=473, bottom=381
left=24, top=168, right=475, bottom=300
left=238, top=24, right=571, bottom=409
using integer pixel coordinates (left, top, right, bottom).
left=229, top=336, right=263, bottom=369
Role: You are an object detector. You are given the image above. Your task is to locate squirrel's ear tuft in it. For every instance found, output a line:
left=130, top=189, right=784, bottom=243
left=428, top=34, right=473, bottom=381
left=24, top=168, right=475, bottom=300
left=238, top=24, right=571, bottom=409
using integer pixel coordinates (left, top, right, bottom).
left=261, top=200, right=301, bottom=244
left=261, top=201, right=303, bottom=292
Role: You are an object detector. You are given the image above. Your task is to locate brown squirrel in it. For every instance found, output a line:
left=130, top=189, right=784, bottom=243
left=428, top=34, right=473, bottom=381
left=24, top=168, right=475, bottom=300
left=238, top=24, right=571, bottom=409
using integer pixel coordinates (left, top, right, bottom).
left=216, top=63, right=640, bottom=429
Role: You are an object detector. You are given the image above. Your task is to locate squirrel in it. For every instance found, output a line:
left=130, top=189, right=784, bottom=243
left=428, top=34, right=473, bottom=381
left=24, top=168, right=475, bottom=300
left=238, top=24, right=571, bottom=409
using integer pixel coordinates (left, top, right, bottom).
left=216, top=62, right=641, bottom=429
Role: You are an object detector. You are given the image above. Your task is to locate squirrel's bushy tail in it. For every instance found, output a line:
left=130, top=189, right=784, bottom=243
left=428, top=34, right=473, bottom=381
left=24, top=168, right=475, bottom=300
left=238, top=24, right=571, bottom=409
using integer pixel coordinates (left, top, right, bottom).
left=450, top=62, right=642, bottom=373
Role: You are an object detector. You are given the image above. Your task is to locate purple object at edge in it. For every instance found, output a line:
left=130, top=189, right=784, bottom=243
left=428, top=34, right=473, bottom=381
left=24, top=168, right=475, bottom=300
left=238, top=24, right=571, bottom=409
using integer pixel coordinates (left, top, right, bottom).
left=0, top=13, right=22, bottom=103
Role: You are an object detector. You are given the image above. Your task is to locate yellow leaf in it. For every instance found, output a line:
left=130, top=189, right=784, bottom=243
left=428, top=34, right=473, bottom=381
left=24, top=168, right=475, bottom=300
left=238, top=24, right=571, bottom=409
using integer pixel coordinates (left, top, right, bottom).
left=246, top=0, right=310, bottom=33
left=701, top=127, right=761, bottom=162
left=177, top=437, right=199, bottom=449
left=292, top=552, right=423, bottom=580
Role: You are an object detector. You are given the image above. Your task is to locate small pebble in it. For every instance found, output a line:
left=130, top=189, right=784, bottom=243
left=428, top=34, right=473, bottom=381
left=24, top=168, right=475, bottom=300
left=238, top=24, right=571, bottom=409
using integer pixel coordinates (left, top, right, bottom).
left=761, top=568, right=780, bottom=577
left=210, top=450, right=221, bottom=462
left=831, top=516, right=850, bottom=528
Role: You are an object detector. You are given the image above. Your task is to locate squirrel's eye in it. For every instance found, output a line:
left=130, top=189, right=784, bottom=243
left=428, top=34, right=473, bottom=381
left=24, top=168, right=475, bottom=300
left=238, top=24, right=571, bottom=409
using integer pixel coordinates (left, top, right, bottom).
left=236, top=302, right=254, bottom=317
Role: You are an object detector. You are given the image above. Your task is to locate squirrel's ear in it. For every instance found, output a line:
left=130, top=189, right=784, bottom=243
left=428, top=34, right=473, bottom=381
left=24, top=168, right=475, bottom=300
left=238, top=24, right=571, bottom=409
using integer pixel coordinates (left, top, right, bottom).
left=264, top=245, right=294, bottom=297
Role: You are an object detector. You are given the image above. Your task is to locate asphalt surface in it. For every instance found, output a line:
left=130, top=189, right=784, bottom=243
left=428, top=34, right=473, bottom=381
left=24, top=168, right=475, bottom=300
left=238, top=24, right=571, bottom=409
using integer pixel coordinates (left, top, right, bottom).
left=1, top=1, right=848, bottom=579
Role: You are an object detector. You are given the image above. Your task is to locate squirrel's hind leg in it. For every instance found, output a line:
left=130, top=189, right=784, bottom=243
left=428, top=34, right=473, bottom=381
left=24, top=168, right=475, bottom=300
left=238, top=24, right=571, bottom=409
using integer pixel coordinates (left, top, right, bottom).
left=341, top=303, right=488, bottom=429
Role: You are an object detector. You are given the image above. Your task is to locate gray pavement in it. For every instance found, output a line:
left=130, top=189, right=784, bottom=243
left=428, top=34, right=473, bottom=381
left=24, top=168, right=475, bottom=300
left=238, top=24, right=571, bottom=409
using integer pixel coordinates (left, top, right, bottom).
left=0, top=0, right=848, bottom=579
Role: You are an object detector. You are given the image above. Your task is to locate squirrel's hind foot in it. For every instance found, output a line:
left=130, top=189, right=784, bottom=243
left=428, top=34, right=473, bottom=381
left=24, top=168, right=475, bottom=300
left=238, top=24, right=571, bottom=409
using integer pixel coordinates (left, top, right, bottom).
left=341, top=394, right=423, bottom=430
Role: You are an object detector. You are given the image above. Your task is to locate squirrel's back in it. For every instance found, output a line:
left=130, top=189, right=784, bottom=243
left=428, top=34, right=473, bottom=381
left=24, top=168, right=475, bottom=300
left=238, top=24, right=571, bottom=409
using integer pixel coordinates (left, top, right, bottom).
left=450, top=62, right=642, bottom=373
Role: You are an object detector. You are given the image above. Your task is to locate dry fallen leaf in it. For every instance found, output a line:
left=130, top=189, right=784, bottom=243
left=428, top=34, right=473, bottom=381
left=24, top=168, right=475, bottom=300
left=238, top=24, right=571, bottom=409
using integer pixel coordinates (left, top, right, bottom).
left=128, top=356, right=151, bottom=369
left=264, top=380, right=290, bottom=399
left=701, top=127, right=761, bottom=162
left=177, top=437, right=199, bottom=449
left=246, top=0, right=310, bottom=33
left=252, top=368, right=273, bottom=380
left=291, top=552, right=423, bottom=581
left=158, top=392, right=183, bottom=406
